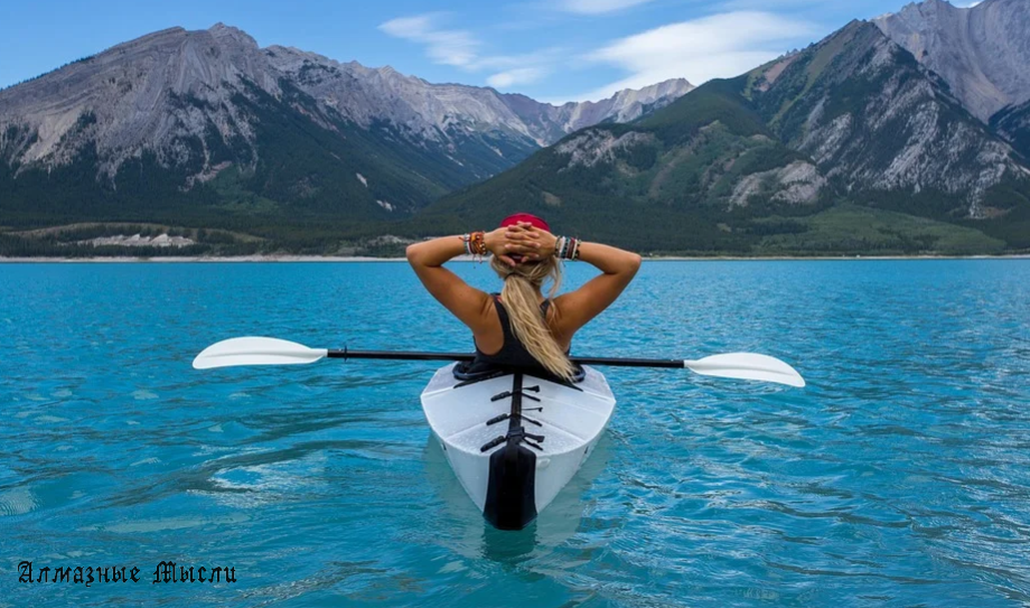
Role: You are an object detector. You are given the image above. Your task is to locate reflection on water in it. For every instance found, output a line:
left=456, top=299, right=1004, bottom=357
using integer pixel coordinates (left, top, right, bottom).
left=422, top=435, right=615, bottom=565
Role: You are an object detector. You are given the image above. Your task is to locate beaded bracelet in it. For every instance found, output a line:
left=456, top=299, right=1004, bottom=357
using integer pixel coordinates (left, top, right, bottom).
left=553, top=236, right=581, bottom=261
left=470, top=231, right=487, bottom=256
left=460, top=232, right=488, bottom=257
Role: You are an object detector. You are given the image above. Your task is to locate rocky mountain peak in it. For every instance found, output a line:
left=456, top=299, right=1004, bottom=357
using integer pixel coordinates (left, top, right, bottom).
left=748, top=19, right=1025, bottom=217
left=873, top=0, right=1030, bottom=121
left=544, top=78, right=694, bottom=138
left=608, top=78, right=692, bottom=108
left=207, top=22, right=260, bottom=48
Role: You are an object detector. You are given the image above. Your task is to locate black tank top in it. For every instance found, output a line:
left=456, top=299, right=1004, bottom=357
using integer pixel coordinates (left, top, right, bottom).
left=454, top=295, right=571, bottom=380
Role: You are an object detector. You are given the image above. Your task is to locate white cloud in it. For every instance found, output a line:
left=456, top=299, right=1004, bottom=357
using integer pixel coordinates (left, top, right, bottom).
left=477, top=48, right=565, bottom=88
left=558, top=0, right=655, bottom=14
left=473, top=47, right=565, bottom=71
left=717, top=0, right=827, bottom=9
left=487, top=67, right=548, bottom=88
left=577, top=11, right=815, bottom=101
left=379, top=14, right=479, bottom=67
left=378, top=14, right=433, bottom=39
left=380, top=15, right=560, bottom=89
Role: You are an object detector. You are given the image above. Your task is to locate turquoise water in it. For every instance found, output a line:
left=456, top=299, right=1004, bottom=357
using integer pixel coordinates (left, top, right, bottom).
left=1, top=260, right=1028, bottom=607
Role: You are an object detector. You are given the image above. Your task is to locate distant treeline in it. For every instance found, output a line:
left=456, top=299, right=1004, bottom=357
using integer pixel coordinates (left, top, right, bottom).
left=0, top=233, right=262, bottom=258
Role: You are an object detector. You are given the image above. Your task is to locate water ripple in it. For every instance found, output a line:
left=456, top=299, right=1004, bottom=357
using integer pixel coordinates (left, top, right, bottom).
left=1, top=260, right=1029, bottom=606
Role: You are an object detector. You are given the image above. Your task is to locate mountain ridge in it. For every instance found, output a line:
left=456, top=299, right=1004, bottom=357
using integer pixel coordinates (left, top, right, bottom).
left=424, top=20, right=1030, bottom=254
left=3, top=8, right=1030, bottom=257
left=0, top=22, right=691, bottom=182
left=748, top=20, right=1025, bottom=218
left=0, top=22, right=691, bottom=224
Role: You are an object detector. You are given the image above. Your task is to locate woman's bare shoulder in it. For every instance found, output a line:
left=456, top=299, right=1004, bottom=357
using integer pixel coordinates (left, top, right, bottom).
left=546, top=298, right=573, bottom=347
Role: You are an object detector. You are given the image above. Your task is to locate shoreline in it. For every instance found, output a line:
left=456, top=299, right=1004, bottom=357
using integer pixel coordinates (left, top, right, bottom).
left=2, top=254, right=1029, bottom=263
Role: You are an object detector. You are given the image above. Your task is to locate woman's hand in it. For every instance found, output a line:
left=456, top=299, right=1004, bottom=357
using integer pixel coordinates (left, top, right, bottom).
left=484, top=227, right=518, bottom=267
left=503, top=222, right=558, bottom=263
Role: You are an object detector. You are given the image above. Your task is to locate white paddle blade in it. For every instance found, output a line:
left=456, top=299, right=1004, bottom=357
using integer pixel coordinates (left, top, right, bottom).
left=684, top=353, right=806, bottom=388
left=192, top=337, right=329, bottom=370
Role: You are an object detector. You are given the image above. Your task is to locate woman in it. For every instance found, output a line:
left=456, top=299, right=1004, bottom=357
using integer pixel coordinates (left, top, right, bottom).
left=406, top=213, right=641, bottom=382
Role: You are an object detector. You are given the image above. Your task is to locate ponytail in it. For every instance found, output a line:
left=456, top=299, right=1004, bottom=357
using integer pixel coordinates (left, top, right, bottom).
left=490, top=257, right=575, bottom=381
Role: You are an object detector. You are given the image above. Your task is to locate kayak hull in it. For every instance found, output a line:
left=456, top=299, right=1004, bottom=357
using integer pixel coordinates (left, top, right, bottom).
left=420, top=363, right=616, bottom=530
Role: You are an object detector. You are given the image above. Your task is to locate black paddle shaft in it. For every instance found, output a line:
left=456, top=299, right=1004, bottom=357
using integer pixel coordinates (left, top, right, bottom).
left=325, top=349, right=685, bottom=369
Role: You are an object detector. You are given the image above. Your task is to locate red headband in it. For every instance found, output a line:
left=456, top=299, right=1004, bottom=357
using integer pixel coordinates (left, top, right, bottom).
left=500, top=213, right=550, bottom=232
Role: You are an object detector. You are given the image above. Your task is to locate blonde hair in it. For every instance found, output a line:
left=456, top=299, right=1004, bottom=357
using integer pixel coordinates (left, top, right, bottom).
left=489, top=256, right=575, bottom=381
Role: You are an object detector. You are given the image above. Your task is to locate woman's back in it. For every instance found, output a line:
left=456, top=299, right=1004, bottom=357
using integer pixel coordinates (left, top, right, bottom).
left=476, top=296, right=554, bottom=362
left=406, top=213, right=641, bottom=381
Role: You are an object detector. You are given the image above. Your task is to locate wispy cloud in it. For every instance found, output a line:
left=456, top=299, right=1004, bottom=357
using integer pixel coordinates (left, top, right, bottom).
left=474, top=48, right=565, bottom=71
left=379, top=14, right=479, bottom=67
left=578, top=11, right=816, bottom=100
left=381, top=8, right=818, bottom=99
left=717, top=0, right=827, bottom=10
left=557, top=0, right=656, bottom=15
left=379, top=13, right=562, bottom=90
left=487, top=67, right=548, bottom=88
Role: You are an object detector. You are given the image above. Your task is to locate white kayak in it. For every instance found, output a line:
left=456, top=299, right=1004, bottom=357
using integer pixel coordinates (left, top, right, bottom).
left=420, top=363, right=616, bottom=530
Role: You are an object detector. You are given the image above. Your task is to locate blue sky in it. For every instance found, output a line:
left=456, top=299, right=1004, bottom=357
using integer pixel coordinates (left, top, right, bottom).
left=0, top=0, right=983, bottom=103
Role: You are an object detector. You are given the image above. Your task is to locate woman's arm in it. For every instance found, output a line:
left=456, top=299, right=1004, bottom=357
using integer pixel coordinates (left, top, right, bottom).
left=405, top=228, right=513, bottom=332
left=552, top=242, right=641, bottom=337
left=505, top=227, right=641, bottom=337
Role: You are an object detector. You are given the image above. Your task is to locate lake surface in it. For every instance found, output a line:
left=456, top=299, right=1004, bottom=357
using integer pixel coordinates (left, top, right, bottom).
left=1, top=260, right=1028, bottom=607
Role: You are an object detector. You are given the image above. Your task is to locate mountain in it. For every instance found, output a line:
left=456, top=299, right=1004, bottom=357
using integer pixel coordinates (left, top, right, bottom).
left=991, top=99, right=1030, bottom=158
left=426, top=21, right=1030, bottom=254
left=873, top=0, right=1030, bottom=122
left=264, top=44, right=691, bottom=155
left=4, top=7, right=1030, bottom=257
left=500, top=79, right=695, bottom=144
left=747, top=20, right=1028, bottom=220
left=423, top=76, right=826, bottom=253
left=0, top=23, right=690, bottom=228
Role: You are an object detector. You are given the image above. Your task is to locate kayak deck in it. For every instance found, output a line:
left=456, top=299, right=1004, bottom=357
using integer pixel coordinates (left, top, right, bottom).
left=420, top=363, right=616, bottom=529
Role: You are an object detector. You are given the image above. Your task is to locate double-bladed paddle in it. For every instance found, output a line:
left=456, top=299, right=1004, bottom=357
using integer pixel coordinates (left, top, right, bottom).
left=193, top=337, right=805, bottom=388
